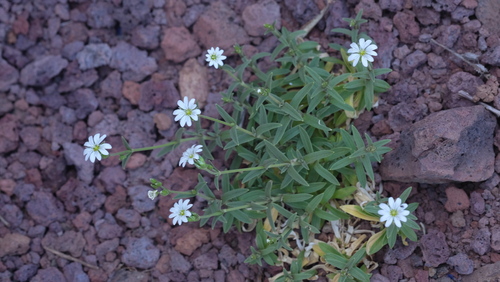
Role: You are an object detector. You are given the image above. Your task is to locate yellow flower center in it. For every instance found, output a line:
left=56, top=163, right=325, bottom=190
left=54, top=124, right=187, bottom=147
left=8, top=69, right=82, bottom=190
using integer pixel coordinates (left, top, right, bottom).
left=93, top=145, right=100, bottom=152
left=359, top=49, right=366, bottom=56
left=390, top=209, right=398, bottom=217
left=211, top=54, right=217, bottom=60
left=185, top=109, right=192, bottom=116
left=179, top=210, right=185, bottom=216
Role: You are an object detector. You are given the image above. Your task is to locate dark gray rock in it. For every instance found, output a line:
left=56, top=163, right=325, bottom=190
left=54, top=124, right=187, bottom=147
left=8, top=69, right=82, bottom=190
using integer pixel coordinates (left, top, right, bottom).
left=25, top=191, right=65, bottom=226
left=76, top=44, right=112, bottom=70
left=31, top=267, right=66, bottom=282
left=471, top=228, right=491, bottom=255
left=63, top=262, right=90, bottom=282
left=447, top=253, right=474, bottom=275
left=19, top=55, right=68, bottom=86
left=128, top=185, right=156, bottom=213
left=420, top=229, right=450, bottom=267
left=122, top=237, right=160, bottom=269
left=381, top=106, right=496, bottom=183
left=0, top=59, right=19, bottom=91
left=109, top=41, right=157, bottom=82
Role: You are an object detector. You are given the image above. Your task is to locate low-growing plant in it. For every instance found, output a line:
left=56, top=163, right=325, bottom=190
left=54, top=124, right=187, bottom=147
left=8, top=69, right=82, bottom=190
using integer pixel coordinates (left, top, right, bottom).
left=84, top=10, right=419, bottom=281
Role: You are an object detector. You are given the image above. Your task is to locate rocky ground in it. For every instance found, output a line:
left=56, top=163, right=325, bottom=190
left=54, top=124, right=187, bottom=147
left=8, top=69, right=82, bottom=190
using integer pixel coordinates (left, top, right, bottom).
left=1, top=0, right=500, bottom=281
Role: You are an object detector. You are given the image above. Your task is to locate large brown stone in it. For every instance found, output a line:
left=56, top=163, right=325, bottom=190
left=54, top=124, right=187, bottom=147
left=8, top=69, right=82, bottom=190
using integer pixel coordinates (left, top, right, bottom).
left=380, top=106, right=495, bottom=183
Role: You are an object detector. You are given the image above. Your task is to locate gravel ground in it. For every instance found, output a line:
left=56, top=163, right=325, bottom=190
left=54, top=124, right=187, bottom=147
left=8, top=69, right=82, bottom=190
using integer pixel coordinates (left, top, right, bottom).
left=1, top=0, right=500, bottom=281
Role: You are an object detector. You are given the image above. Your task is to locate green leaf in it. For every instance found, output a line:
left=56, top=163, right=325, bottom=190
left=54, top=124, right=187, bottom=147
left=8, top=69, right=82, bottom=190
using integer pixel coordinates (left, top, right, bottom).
left=229, top=127, right=239, bottom=146
left=398, top=187, right=413, bottom=203
left=287, top=166, right=309, bottom=186
left=366, top=229, right=387, bottom=255
left=281, top=102, right=303, bottom=121
left=344, top=79, right=365, bottom=91
left=346, top=247, right=366, bottom=269
left=229, top=209, right=253, bottom=224
left=291, top=83, right=314, bottom=108
left=272, top=203, right=294, bottom=218
left=216, top=104, right=236, bottom=124
left=314, top=208, right=342, bottom=221
left=332, top=186, right=357, bottom=199
left=361, top=156, right=375, bottom=182
left=400, top=224, right=418, bottom=242
left=313, top=163, right=340, bottom=185
left=330, top=27, right=352, bottom=37
left=256, top=123, right=282, bottom=137
left=364, top=79, right=374, bottom=111
left=318, top=241, right=342, bottom=256
left=222, top=213, right=234, bottom=233
left=282, top=193, right=313, bottom=203
left=121, top=136, right=132, bottom=150
left=306, top=193, right=323, bottom=214
left=242, top=169, right=266, bottom=183
left=303, top=113, right=332, bottom=132
left=298, top=40, right=319, bottom=51
left=264, top=140, right=289, bottom=163
left=236, top=146, right=259, bottom=163
left=298, top=126, right=314, bottom=154
left=329, top=156, right=354, bottom=171
left=386, top=224, right=398, bottom=248
left=120, top=153, right=131, bottom=169
left=373, top=68, right=392, bottom=76
left=350, top=267, right=371, bottom=281
left=273, top=116, right=290, bottom=144
left=222, top=188, right=249, bottom=204
left=324, top=253, right=348, bottom=269
left=374, top=78, right=390, bottom=92
left=304, top=150, right=334, bottom=164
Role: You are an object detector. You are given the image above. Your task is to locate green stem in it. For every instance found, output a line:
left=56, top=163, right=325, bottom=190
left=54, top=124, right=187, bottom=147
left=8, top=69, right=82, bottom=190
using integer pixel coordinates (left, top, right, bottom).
left=199, top=114, right=254, bottom=136
left=198, top=196, right=282, bottom=219
left=109, top=136, right=213, bottom=157
left=217, top=163, right=289, bottom=176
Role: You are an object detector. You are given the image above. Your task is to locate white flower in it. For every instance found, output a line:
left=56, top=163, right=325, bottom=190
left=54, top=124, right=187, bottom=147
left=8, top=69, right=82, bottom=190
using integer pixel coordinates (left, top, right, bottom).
left=83, top=133, right=112, bottom=163
left=347, top=38, right=378, bottom=67
left=173, top=97, right=201, bottom=127
left=169, top=199, right=193, bottom=225
left=179, top=144, right=203, bottom=167
left=148, top=190, right=159, bottom=200
left=205, top=47, right=227, bottom=69
left=377, top=197, right=410, bottom=228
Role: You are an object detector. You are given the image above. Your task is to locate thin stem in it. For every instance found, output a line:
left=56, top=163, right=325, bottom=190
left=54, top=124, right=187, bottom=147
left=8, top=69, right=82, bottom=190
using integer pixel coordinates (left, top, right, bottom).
left=198, top=196, right=282, bottom=219
left=109, top=136, right=214, bottom=157
left=199, top=114, right=254, bottom=136
left=217, top=163, right=289, bottom=175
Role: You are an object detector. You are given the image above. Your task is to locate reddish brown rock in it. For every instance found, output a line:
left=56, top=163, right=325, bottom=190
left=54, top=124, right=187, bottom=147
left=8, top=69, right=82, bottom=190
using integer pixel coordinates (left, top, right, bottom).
left=393, top=11, right=420, bottom=44
left=380, top=106, right=496, bottom=183
left=444, top=186, right=470, bottom=212
left=175, top=228, right=210, bottom=256
left=0, top=233, right=31, bottom=257
left=179, top=58, right=208, bottom=108
left=0, top=59, right=19, bottom=91
left=242, top=0, right=281, bottom=36
left=193, top=1, right=250, bottom=52
left=161, top=26, right=201, bottom=63
left=0, top=179, right=16, bottom=196
left=122, top=81, right=141, bottom=105
left=0, top=114, right=19, bottom=154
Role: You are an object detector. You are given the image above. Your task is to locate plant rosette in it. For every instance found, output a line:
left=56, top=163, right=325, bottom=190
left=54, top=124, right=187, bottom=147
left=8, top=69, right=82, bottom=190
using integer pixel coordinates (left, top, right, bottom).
left=82, top=9, right=419, bottom=282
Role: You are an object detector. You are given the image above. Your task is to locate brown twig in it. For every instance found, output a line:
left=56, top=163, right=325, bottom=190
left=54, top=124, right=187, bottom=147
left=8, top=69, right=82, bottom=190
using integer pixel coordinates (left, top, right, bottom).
left=457, top=90, right=500, bottom=117
left=0, top=214, right=10, bottom=227
left=430, top=38, right=489, bottom=78
left=43, top=245, right=99, bottom=270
